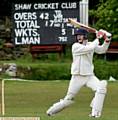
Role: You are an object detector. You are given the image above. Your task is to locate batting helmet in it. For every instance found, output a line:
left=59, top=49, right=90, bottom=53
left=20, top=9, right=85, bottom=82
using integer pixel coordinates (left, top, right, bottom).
left=74, top=28, right=88, bottom=36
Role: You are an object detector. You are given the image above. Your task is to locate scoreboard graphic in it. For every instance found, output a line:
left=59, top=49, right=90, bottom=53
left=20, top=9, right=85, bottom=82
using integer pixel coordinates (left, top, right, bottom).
left=12, top=2, right=80, bottom=45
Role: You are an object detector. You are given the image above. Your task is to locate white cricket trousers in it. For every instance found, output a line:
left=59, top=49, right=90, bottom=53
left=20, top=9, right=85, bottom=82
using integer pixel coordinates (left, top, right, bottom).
left=66, top=75, right=100, bottom=98
left=64, top=74, right=107, bottom=118
left=46, top=74, right=107, bottom=117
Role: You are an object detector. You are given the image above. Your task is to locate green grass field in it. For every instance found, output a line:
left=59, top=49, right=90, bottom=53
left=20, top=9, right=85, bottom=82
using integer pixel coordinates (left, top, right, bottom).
left=2, top=80, right=118, bottom=120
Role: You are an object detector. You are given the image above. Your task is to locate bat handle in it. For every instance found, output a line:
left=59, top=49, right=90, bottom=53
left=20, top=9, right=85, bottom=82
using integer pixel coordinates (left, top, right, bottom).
left=68, top=18, right=71, bottom=23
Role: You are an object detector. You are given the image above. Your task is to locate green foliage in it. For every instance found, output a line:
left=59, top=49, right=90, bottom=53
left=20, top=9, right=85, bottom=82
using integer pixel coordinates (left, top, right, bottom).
left=0, top=39, right=4, bottom=49
left=0, top=52, right=118, bottom=80
left=90, top=0, right=118, bottom=41
left=94, top=58, right=118, bottom=80
left=17, top=63, right=71, bottom=80
left=1, top=58, right=118, bottom=81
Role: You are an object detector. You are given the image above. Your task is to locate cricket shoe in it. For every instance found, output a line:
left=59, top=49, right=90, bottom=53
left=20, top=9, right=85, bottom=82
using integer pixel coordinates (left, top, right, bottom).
left=89, top=113, right=101, bottom=118
left=46, top=99, right=74, bottom=116
left=89, top=111, right=101, bottom=118
left=46, top=99, right=65, bottom=116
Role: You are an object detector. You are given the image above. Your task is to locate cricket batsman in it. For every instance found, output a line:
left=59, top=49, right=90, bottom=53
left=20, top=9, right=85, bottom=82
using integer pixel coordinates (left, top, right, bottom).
left=46, top=28, right=112, bottom=118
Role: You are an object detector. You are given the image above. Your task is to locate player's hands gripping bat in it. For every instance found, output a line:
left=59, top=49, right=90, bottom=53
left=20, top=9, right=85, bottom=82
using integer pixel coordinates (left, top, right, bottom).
left=68, top=18, right=112, bottom=41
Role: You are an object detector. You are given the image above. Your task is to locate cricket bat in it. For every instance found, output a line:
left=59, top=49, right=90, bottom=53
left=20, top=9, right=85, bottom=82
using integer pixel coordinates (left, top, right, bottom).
left=68, top=18, right=98, bottom=33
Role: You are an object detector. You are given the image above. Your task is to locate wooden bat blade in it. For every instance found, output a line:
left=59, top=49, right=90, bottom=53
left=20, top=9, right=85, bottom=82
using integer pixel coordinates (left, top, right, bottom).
left=68, top=18, right=97, bottom=33
left=68, top=18, right=81, bottom=28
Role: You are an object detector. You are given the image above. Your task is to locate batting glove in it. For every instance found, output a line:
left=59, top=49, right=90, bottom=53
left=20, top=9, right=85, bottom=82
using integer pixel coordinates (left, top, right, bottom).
left=96, top=31, right=105, bottom=39
left=99, top=29, right=112, bottom=42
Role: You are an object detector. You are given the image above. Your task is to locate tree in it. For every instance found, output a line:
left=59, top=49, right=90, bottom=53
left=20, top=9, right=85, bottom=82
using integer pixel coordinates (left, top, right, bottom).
left=90, top=0, right=118, bottom=41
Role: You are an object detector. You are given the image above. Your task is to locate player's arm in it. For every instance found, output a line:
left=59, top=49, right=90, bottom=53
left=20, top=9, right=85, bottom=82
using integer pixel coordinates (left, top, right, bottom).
left=95, top=29, right=112, bottom=54
left=72, top=39, right=99, bottom=55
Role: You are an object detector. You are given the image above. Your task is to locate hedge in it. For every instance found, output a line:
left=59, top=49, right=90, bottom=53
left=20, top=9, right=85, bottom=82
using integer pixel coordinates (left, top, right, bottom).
left=17, top=63, right=71, bottom=80
left=94, top=59, right=118, bottom=80
left=16, top=59, right=118, bottom=81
